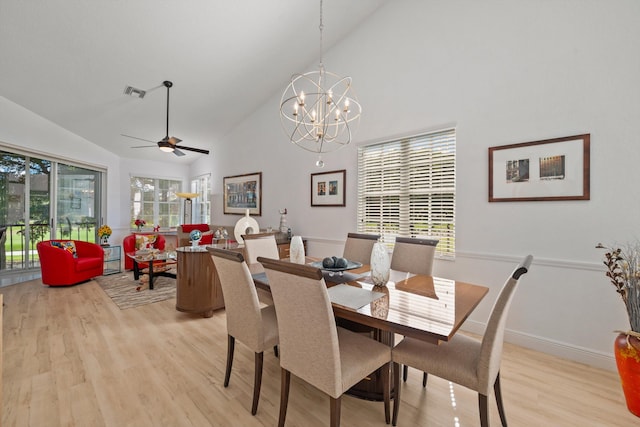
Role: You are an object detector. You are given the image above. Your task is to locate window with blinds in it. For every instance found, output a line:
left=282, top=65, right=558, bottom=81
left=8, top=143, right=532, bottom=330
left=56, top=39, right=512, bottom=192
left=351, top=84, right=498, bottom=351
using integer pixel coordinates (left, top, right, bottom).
left=130, top=176, right=182, bottom=228
left=357, top=128, right=456, bottom=258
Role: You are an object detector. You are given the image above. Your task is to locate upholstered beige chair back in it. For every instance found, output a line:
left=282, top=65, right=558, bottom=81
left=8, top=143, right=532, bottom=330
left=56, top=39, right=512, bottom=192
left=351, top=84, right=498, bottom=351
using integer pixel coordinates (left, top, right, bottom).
left=342, top=233, right=380, bottom=265
left=477, top=255, right=533, bottom=393
left=209, top=248, right=267, bottom=352
left=242, top=233, right=280, bottom=273
left=259, top=257, right=343, bottom=398
left=390, top=237, right=439, bottom=276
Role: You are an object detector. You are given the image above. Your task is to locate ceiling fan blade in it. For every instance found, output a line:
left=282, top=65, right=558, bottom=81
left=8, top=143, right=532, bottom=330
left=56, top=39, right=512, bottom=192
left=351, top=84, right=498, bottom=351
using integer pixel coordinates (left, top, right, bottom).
left=178, top=145, right=210, bottom=155
left=173, top=148, right=186, bottom=157
left=121, top=134, right=156, bottom=144
left=131, top=145, right=156, bottom=149
left=168, top=136, right=182, bottom=145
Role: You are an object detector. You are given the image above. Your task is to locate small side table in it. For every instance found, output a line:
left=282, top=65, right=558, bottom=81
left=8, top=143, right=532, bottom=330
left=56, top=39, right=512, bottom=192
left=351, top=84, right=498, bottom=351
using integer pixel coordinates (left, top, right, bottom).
left=103, top=245, right=122, bottom=275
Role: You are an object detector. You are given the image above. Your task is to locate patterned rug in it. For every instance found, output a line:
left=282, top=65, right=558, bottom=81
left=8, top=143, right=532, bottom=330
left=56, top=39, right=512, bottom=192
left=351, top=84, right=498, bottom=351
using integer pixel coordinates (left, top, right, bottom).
left=94, top=271, right=176, bottom=310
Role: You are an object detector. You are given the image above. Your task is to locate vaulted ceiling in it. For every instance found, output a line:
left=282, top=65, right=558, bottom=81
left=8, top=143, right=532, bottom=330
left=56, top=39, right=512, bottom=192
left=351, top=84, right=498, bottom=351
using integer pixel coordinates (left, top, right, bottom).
left=0, top=0, right=386, bottom=163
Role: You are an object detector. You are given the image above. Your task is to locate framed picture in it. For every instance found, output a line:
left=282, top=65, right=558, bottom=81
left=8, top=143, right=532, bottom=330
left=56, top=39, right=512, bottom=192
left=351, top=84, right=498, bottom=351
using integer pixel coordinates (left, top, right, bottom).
left=311, top=169, right=346, bottom=207
left=223, top=172, right=262, bottom=215
left=489, top=134, right=590, bottom=202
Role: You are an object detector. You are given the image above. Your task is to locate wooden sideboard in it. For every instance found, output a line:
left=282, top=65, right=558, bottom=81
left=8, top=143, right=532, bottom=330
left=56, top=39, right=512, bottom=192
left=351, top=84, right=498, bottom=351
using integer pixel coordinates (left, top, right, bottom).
left=276, top=238, right=307, bottom=259
left=175, top=246, right=229, bottom=318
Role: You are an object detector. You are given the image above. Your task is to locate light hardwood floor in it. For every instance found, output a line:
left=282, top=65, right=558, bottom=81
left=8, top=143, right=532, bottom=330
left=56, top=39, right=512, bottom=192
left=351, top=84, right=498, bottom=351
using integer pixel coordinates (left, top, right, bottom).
left=1, top=278, right=637, bottom=427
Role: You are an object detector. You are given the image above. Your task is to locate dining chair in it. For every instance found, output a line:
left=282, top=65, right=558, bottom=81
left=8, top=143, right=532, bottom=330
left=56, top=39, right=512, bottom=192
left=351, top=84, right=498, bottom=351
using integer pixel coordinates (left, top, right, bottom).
left=389, top=236, right=439, bottom=385
left=242, top=232, right=280, bottom=274
left=258, top=256, right=394, bottom=427
left=208, top=248, right=279, bottom=415
left=342, top=232, right=380, bottom=265
left=391, top=255, right=533, bottom=427
left=242, top=232, right=280, bottom=305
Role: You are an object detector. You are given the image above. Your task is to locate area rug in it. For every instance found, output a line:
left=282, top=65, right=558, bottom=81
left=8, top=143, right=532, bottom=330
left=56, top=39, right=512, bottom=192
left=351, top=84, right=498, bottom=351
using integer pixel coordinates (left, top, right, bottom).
left=94, top=272, right=176, bottom=310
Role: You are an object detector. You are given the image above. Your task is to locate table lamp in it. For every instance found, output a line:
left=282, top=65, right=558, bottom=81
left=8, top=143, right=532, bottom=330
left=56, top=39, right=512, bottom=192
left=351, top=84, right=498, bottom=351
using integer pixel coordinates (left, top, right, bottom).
left=176, top=192, right=199, bottom=224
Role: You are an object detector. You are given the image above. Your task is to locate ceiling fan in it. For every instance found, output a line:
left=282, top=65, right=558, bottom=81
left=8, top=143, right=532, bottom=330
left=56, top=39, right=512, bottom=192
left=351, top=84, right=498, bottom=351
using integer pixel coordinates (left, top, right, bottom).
left=122, top=80, right=210, bottom=156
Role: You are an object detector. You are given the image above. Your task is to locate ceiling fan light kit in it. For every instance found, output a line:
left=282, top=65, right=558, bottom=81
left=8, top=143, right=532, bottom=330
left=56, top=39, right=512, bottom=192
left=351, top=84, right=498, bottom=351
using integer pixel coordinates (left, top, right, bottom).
left=123, top=80, right=210, bottom=156
left=158, top=140, right=174, bottom=152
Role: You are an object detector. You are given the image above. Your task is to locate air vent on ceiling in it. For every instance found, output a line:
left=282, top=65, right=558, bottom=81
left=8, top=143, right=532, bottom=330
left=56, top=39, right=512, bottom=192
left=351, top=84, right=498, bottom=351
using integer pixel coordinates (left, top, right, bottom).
left=123, top=85, right=146, bottom=98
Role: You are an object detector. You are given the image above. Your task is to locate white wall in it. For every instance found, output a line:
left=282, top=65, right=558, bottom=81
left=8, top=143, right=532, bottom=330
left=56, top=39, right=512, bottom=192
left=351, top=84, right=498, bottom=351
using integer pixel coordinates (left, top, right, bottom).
left=2, top=0, right=638, bottom=371
left=193, top=0, right=640, bottom=370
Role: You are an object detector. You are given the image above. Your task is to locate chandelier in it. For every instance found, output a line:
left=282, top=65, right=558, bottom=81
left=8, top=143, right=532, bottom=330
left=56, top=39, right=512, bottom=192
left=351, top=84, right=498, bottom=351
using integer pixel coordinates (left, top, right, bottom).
left=279, top=0, right=362, bottom=167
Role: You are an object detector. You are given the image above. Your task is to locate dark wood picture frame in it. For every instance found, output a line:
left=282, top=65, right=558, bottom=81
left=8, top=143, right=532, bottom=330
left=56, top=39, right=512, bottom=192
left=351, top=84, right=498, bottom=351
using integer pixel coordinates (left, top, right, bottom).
left=488, top=134, right=590, bottom=202
left=311, top=169, right=346, bottom=207
left=223, top=172, right=262, bottom=215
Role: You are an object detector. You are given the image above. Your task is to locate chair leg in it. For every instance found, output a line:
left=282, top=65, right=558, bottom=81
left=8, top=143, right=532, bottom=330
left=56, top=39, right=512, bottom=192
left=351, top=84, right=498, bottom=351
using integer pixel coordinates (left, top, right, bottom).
left=330, top=396, right=342, bottom=427
left=278, top=368, right=291, bottom=427
left=274, top=345, right=279, bottom=358
left=382, top=362, right=390, bottom=424
left=251, top=352, right=264, bottom=415
left=224, top=335, right=235, bottom=387
left=494, top=373, right=507, bottom=426
left=422, top=372, right=428, bottom=387
left=402, top=364, right=408, bottom=382
left=478, top=393, right=489, bottom=427
left=392, top=362, right=401, bottom=426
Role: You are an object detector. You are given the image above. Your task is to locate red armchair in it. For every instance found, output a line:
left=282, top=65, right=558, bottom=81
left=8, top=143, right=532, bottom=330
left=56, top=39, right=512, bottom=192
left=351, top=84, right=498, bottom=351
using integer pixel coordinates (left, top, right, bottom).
left=36, top=240, right=104, bottom=286
left=122, top=233, right=166, bottom=270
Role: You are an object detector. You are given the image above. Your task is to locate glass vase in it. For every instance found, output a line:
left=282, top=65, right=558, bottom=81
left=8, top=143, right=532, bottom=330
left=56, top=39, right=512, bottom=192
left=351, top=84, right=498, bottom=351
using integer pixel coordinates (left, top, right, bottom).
left=370, top=241, right=390, bottom=287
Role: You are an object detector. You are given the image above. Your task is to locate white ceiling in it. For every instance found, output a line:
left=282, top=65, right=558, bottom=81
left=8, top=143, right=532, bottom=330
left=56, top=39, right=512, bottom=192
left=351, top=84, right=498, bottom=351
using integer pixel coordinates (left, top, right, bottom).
left=0, top=0, right=386, bottom=163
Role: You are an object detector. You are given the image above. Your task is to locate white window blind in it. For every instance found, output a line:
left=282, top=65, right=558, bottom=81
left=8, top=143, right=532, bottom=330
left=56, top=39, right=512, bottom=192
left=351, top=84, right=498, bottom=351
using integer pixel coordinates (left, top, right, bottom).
left=357, top=128, right=456, bottom=258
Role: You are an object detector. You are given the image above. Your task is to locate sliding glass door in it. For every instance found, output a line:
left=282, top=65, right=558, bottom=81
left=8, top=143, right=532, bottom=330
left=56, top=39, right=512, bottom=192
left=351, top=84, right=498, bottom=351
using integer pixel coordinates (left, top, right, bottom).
left=56, top=164, right=100, bottom=242
left=0, top=149, right=103, bottom=274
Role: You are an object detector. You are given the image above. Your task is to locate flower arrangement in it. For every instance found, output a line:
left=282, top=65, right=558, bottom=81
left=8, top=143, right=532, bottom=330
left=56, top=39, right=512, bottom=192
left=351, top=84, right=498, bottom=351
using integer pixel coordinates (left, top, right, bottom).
left=598, top=242, right=640, bottom=334
left=135, top=218, right=146, bottom=229
left=97, top=225, right=112, bottom=238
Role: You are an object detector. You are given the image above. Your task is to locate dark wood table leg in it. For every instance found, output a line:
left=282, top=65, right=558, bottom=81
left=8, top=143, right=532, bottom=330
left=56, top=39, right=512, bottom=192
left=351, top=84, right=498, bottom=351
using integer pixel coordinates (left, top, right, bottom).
left=133, top=260, right=140, bottom=280
left=148, top=260, right=155, bottom=290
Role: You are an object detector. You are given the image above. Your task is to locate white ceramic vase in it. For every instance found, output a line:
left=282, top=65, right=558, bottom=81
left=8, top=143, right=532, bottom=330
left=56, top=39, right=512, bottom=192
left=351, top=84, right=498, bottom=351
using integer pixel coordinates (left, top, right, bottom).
left=290, top=235, right=305, bottom=264
left=234, top=209, right=260, bottom=244
left=370, top=241, right=390, bottom=287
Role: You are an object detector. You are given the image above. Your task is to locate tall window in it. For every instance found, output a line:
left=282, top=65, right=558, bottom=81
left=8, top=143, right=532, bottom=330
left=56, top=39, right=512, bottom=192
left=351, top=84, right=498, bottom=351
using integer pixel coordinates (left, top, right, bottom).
left=130, top=176, right=182, bottom=228
left=191, top=174, right=211, bottom=224
left=357, top=128, right=456, bottom=258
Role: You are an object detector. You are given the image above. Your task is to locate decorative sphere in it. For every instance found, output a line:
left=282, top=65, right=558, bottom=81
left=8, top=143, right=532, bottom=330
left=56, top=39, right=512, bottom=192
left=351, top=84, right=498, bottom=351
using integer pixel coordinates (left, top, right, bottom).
left=335, top=257, right=348, bottom=268
left=322, top=257, right=335, bottom=268
left=189, top=229, right=202, bottom=242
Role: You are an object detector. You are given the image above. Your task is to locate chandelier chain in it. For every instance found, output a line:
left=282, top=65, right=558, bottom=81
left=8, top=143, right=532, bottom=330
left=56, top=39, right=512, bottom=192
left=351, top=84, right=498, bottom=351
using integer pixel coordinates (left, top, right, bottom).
left=319, top=0, right=324, bottom=69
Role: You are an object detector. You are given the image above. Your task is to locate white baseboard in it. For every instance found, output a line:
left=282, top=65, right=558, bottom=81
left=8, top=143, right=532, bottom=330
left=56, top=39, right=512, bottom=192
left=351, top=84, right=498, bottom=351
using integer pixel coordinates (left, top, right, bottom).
left=462, top=319, right=617, bottom=372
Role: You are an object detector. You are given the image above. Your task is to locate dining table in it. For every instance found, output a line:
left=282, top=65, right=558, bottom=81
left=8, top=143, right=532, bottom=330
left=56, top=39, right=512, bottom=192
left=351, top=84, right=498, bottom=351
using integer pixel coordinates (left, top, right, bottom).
left=252, top=259, right=489, bottom=401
